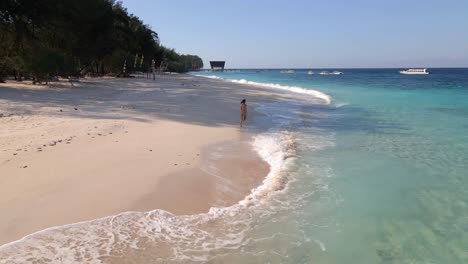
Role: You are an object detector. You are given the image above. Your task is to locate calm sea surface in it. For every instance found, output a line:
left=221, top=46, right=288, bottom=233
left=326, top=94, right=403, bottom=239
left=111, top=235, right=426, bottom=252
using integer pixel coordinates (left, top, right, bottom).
left=194, top=68, right=468, bottom=263
left=1, top=68, right=467, bottom=263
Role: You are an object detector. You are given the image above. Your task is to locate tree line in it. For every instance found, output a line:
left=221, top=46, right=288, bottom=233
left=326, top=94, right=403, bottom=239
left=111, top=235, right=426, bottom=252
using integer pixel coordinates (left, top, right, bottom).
left=0, top=0, right=203, bottom=83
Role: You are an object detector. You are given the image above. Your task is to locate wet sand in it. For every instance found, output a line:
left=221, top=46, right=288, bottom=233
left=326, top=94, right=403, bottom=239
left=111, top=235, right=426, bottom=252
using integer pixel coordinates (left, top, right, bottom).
left=0, top=75, right=280, bottom=245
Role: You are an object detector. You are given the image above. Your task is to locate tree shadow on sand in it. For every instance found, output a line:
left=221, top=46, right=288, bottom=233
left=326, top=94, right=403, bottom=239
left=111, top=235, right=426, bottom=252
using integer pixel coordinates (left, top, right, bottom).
left=0, top=75, right=409, bottom=135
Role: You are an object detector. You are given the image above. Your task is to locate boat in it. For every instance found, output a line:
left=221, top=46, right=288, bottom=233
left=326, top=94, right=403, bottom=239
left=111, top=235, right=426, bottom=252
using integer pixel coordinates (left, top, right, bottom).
left=319, top=71, right=329, bottom=75
left=399, top=68, right=429, bottom=75
left=307, top=71, right=315, bottom=75
left=331, top=71, right=343, bottom=75
left=280, top=70, right=295, bottom=74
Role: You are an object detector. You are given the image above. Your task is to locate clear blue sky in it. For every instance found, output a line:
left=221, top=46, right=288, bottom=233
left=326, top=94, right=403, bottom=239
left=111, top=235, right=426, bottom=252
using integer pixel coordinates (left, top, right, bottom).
left=122, top=0, right=468, bottom=68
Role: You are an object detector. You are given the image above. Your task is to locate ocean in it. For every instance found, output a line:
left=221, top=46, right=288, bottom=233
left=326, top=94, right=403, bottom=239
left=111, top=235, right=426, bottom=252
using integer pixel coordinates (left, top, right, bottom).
left=193, top=68, right=468, bottom=263
left=1, top=68, right=467, bottom=263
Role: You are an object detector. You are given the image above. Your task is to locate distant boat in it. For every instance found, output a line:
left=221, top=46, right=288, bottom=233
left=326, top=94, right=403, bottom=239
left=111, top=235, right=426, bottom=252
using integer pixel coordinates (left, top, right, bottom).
left=399, top=68, right=429, bottom=75
left=307, top=71, right=315, bottom=75
left=331, top=71, right=344, bottom=75
left=280, top=70, right=295, bottom=74
left=319, top=71, right=329, bottom=75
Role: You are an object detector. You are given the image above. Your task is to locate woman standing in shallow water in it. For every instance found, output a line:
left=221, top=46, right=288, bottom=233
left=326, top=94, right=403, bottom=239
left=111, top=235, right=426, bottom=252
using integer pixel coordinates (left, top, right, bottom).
left=240, top=99, right=247, bottom=128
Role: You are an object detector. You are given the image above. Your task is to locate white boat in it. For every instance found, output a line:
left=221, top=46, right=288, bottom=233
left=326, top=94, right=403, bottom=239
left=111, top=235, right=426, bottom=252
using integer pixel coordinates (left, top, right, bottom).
left=280, top=70, right=295, bottom=74
left=399, top=68, right=429, bottom=75
left=331, top=71, right=343, bottom=75
left=307, top=71, right=315, bottom=75
left=319, top=71, right=329, bottom=75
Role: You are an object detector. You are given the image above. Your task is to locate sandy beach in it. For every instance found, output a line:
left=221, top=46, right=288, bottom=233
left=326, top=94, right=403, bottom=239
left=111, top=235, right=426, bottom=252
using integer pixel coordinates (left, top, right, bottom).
left=0, top=75, right=286, bottom=245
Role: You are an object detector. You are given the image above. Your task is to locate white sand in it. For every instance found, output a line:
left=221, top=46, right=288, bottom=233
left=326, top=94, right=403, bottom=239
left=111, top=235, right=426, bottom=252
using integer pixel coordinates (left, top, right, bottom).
left=0, top=75, right=285, bottom=245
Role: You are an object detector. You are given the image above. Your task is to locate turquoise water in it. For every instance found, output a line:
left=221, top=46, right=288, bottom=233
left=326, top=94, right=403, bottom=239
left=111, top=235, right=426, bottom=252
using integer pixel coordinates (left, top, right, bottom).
left=195, top=69, right=468, bottom=263
left=1, top=69, right=467, bottom=263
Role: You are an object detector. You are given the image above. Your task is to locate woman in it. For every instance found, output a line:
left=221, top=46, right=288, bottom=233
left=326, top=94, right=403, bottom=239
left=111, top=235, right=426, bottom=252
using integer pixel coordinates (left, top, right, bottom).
left=240, top=99, right=247, bottom=128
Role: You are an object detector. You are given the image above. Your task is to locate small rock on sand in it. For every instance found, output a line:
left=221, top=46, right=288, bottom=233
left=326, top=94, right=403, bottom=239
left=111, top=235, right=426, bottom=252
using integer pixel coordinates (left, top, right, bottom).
left=21, top=165, right=28, bottom=169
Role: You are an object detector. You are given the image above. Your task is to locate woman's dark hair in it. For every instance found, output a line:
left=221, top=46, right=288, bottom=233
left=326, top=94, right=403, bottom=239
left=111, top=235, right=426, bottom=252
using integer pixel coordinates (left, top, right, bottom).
left=241, top=99, right=246, bottom=104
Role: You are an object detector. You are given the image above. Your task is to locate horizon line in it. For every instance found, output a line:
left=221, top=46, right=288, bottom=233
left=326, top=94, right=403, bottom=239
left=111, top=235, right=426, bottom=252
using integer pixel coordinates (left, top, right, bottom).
left=199, top=66, right=468, bottom=70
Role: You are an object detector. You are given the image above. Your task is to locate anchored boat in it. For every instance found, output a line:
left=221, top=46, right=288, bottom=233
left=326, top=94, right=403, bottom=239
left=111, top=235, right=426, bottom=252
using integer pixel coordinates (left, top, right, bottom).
left=399, top=68, right=429, bottom=75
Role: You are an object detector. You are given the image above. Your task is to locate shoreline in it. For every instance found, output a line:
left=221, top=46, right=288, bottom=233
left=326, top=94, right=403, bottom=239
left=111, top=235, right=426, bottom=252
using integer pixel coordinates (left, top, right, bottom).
left=0, top=75, right=281, bottom=246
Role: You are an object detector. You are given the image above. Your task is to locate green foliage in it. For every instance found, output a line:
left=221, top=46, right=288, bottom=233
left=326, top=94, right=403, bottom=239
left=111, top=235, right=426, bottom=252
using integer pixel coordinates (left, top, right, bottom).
left=180, top=55, right=204, bottom=71
left=0, top=0, right=203, bottom=82
left=30, top=46, right=64, bottom=81
left=167, top=61, right=185, bottom=73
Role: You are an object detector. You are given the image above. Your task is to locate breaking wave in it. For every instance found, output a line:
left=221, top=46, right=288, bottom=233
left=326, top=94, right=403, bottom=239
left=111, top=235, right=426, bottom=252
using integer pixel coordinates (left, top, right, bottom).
left=194, top=74, right=331, bottom=105
left=0, top=131, right=297, bottom=263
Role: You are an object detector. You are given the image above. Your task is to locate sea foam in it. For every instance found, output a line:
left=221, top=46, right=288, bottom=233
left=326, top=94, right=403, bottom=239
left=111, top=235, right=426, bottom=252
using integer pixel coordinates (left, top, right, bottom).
left=230, top=79, right=331, bottom=105
left=0, top=75, right=307, bottom=263
left=0, top=133, right=296, bottom=264
left=194, top=74, right=331, bottom=105
left=194, top=74, right=222, bottom=79
left=239, top=132, right=296, bottom=206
